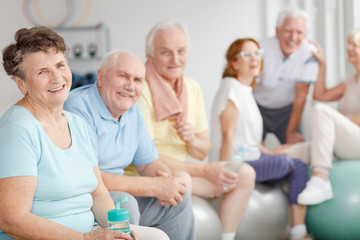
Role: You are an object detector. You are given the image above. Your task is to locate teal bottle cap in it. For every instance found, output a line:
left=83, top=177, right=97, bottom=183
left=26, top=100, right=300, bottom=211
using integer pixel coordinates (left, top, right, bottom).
left=108, top=197, right=129, bottom=222
left=238, top=143, right=247, bottom=153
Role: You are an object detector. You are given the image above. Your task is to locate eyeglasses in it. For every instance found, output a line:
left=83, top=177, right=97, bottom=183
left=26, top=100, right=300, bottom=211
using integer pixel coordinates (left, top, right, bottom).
left=238, top=49, right=264, bottom=60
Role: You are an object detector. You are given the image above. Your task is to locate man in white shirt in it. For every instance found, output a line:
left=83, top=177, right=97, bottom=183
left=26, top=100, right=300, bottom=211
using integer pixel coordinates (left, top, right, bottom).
left=254, top=7, right=319, bottom=144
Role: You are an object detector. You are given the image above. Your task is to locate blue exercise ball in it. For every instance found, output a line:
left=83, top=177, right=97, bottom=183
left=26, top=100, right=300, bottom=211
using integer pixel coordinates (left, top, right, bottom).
left=192, top=196, right=222, bottom=240
left=306, top=160, right=360, bottom=240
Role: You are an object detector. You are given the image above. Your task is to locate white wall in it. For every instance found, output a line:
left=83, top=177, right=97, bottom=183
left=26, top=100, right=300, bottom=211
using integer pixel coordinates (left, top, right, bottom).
left=1, top=0, right=359, bottom=124
left=0, top=0, right=265, bottom=116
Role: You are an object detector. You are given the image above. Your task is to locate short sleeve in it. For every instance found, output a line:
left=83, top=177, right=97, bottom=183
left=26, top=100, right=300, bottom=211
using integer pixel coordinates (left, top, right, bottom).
left=227, top=86, right=241, bottom=110
left=132, top=107, right=159, bottom=165
left=191, top=81, right=208, bottom=134
left=0, top=124, right=38, bottom=178
left=220, top=78, right=243, bottom=112
left=297, top=56, right=319, bottom=84
left=132, top=129, right=159, bottom=166
left=64, top=99, right=99, bottom=159
left=297, top=42, right=319, bottom=84
left=139, top=81, right=155, bottom=139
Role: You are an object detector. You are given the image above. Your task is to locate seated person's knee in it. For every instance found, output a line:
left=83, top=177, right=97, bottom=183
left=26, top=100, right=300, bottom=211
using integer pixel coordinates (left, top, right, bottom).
left=173, top=170, right=192, bottom=190
left=240, top=163, right=256, bottom=183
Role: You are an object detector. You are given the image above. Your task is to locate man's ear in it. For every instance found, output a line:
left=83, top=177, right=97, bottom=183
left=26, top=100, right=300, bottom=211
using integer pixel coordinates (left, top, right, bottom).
left=276, top=27, right=279, bottom=37
left=146, top=54, right=154, bottom=63
left=97, top=69, right=103, bottom=87
left=13, top=76, right=27, bottom=95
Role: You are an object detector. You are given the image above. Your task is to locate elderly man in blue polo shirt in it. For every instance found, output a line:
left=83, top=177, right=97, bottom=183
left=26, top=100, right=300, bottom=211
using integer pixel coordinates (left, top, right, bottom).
left=64, top=50, right=195, bottom=240
left=254, top=7, right=319, bottom=144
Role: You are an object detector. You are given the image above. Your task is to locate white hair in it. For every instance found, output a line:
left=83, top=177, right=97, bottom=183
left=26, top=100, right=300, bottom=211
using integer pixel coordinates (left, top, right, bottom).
left=348, top=28, right=360, bottom=45
left=276, top=7, right=310, bottom=30
left=100, top=49, right=143, bottom=70
left=145, top=20, right=190, bottom=56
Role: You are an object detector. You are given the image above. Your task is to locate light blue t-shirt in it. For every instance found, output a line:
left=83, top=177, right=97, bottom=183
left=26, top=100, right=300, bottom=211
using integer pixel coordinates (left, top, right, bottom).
left=64, top=83, right=158, bottom=176
left=0, top=106, right=98, bottom=238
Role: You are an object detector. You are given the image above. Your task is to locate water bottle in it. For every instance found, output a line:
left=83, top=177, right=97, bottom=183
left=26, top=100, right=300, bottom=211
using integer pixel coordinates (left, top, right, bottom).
left=224, top=143, right=246, bottom=172
left=108, top=197, right=131, bottom=235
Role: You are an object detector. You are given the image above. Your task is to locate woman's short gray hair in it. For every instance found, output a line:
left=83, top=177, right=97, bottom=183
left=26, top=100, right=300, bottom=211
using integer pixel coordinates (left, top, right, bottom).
left=145, top=20, right=190, bottom=56
left=276, top=7, right=310, bottom=31
left=348, top=28, right=360, bottom=45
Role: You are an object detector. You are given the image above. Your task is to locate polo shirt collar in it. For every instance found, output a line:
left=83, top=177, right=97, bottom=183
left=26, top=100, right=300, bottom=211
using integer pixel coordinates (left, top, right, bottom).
left=89, top=83, right=129, bottom=126
left=277, top=38, right=305, bottom=62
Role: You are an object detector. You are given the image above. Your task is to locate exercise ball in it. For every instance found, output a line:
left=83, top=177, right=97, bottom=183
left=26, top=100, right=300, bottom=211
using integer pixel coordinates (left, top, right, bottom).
left=192, top=196, right=222, bottom=240
left=236, top=184, right=290, bottom=240
left=207, top=183, right=290, bottom=240
left=306, top=160, right=360, bottom=240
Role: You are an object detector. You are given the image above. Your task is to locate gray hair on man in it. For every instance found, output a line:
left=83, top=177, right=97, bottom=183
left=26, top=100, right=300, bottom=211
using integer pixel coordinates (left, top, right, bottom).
left=100, top=49, right=144, bottom=71
left=276, top=7, right=311, bottom=31
left=145, top=20, right=190, bottom=56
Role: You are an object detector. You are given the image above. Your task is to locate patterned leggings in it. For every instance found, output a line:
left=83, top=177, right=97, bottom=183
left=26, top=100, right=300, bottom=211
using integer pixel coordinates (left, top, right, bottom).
left=245, top=153, right=308, bottom=205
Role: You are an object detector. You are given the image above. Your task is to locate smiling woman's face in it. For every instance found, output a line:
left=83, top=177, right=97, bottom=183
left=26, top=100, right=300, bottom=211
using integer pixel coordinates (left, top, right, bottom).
left=231, top=41, right=262, bottom=79
left=15, top=47, right=72, bottom=108
left=347, top=37, right=360, bottom=67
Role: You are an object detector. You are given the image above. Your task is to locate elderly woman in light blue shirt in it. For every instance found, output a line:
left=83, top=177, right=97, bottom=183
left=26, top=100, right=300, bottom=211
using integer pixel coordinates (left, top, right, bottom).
left=0, top=26, right=168, bottom=240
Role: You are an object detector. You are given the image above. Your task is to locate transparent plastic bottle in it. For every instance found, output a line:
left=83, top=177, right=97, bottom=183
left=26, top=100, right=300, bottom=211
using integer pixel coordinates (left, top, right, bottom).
left=108, top=197, right=131, bottom=235
left=224, top=143, right=246, bottom=172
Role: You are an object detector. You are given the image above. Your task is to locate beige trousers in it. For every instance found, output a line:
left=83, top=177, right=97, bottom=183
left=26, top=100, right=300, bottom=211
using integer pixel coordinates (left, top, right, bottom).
left=284, top=104, right=360, bottom=174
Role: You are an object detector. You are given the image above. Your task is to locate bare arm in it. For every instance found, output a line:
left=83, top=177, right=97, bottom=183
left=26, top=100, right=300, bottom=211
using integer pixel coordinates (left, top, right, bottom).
left=286, top=82, right=308, bottom=144
left=135, top=159, right=171, bottom=177
left=350, top=113, right=360, bottom=126
left=311, top=41, right=346, bottom=101
left=159, top=154, right=207, bottom=178
left=259, top=142, right=292, bottom=155
left=172, top=118, right=211, bottom=160
left=91, top=166, right=116, bottom=228
left=101, top=161, right=186, bottom=207
left=0, top=175, right=134, bottom=240
left=160, top=154, right=238, bottom=191
left=219, top=100, right=238, bottom=161
left=0, top=176, right=84, bottom=240
left=259, top=142, right=272, bottom=155
left=188, top=130, right=212, bottom=160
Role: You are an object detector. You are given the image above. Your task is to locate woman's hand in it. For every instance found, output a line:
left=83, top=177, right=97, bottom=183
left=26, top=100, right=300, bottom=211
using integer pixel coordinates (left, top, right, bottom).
left=308, top=40, right=325, bottom=65
left=84, top=228, right=136, bottom=240
left=271, top=143, right=293, bottom=155
left=205, top=162, right=238, bottom=193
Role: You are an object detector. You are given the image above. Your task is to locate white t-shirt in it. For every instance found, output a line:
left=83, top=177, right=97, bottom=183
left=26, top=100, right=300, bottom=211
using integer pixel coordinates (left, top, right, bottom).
left=209, top=77, right=262, bottom=162
left=254, top=37, right=319, bottom=109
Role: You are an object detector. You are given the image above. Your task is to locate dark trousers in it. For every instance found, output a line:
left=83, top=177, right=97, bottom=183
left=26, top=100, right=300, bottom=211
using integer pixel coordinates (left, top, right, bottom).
left=257, top=103, right=301, bottom=144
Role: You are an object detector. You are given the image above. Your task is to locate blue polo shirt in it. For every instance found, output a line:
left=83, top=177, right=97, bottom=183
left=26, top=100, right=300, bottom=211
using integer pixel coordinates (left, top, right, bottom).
left=64, top=83, right=158, bottom=176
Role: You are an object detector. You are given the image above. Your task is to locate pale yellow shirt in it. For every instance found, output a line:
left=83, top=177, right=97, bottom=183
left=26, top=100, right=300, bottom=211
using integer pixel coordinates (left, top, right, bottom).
left=140, top=77, right=208, bottom=161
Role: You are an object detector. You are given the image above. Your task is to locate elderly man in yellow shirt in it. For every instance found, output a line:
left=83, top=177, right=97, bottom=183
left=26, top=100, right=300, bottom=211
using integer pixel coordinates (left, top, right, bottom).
left=138, top=20, right=256, bottom=240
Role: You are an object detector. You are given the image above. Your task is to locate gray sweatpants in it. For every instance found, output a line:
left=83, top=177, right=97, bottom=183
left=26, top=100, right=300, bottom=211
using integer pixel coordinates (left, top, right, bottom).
left=110, top=191, right=195, bottom=240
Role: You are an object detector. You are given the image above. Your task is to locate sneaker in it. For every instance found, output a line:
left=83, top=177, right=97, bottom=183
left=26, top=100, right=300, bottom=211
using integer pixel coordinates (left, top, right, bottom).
left=297, top=176, right=333, bottom=205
